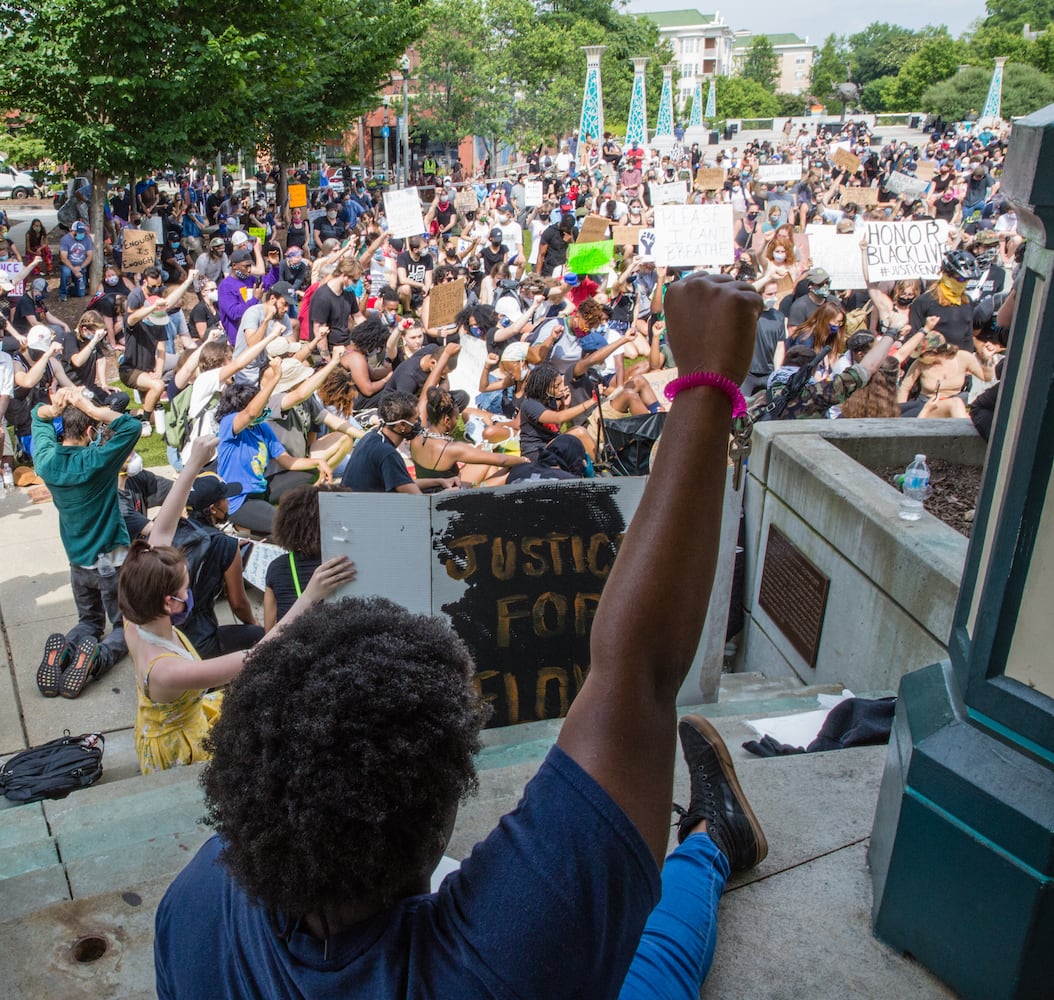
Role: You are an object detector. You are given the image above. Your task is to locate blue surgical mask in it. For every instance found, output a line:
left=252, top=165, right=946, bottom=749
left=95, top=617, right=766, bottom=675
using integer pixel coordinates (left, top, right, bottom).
left=169, top=589, right=195, bottom=626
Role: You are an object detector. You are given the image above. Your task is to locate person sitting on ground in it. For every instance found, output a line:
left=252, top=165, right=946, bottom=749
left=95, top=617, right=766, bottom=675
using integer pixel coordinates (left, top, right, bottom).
left=504, top=431, right=591, bottom=483
left=340, top=315, right=396, bottom=412
left=897, top=331, right=998, bottom=419
left=154, top=272, right=771, bottom=1000
left=121, top=435, right=355, bottom=775
left=410, top=387, right=529, bottom=490
left=340, top=390, right=458, bottom=494
left=263, top=483, right=355, bottom=631
left=518, top=362, right=599, bottom=462
left=32, top=388, right=141, bottom=699
left=215, top=363, right=334, bottom=535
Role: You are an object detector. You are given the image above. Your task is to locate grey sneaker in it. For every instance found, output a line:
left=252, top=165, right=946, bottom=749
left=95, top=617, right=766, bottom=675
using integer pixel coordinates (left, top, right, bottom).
left=673, top=715, right=768, bottom=872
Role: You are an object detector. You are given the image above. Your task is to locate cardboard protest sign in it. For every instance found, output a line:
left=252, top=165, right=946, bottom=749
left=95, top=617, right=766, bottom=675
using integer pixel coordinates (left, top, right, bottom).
left=863, top=219, right=949, bottom=281
left=524, top=180, right=543, bottom=207
left=248, top=226, right=267, bottom=243
left=383, top=187, right=426, bottom=239
left=885, top=172, right=929, bottom=200
left=121, top=229, right=157, bottom=273
left=695, top=167, right=726, bottom=190
left=653, top=204, right=734, bottom=267
left=611, top=225, right=642, bottom=246
left=567, top=240, right=615, bottom=273
left=755, top=163, right=803, bottom=184
left=576, top=215, right=610, bottom=244
left=913, top=161, right=937, bottom=181
left=841, top=186, right=879, bottom=207
left=649, top=181, right=688, bottom=206
left=455, top=189, right=478, bottom=215
left=428, top=276, right=466, bottom=328
left=287, top=184, right=307, bottom=209
left=833, top=147, right=861, bottom=174
left=805, top=226, right=866, bottom=290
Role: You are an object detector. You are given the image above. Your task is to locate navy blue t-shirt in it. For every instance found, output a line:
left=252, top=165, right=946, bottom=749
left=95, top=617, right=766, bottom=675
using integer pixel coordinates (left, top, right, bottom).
left=155, top=746, right=659, bottom=998
left=340, top=427, right=413, bottom=492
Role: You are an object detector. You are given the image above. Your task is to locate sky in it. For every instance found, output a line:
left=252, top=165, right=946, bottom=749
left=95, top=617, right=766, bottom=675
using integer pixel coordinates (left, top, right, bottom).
left=623, top=0, right=990, bottom=47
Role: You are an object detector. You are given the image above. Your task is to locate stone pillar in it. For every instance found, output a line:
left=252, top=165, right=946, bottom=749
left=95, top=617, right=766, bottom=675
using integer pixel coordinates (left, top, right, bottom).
left=577, top=46, right=606, bottom=166
left=869, top=102, right=1054, bottom=1000
left=625, top=57, right=649, bottom=150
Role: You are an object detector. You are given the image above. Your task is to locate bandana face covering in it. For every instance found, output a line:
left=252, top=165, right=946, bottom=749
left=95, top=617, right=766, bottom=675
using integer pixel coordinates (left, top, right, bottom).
left=939, top=275, right=967, bottom=306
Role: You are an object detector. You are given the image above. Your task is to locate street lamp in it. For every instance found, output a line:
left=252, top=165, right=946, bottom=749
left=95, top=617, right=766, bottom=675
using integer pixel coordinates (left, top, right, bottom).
left=400, top=54, right=411, bottom=188
left=382, top=95, right=390, bottom=183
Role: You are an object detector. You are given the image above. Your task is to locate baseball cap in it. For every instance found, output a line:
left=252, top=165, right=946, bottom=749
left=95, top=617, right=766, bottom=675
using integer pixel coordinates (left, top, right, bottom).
left=267, top=280, right=297, bottom=305
left=266, top=336, right=295, bottom=358
left=209, top=237, right=226, bottom=249
left=500, top=341, right=528, bottom=362
left=27, top=325, right=53, bottom=351
left=563, top=273, right=580, bottom=287
left=72, top=221, right=87, bottom=235
left=186, top=472, right=242, bottom=512
left=807, top=267, right=831, bottom=285
left=231, top=230, right=249, bottom=248
left=31, top=277, right=48, bottom=294
left=489, top=227, right=503, bottom=240
left=230, top=248, right=253, bottom=264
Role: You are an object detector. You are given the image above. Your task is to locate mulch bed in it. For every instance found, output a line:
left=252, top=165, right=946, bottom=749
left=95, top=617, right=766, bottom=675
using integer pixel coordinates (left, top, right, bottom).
left=873, top=459, right=983, bottom=537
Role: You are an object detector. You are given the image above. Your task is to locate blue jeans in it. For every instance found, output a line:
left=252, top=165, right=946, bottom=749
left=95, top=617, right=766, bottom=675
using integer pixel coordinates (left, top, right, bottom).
left=619, top=833, right=729, bottom=999
left=59, top=264, right=86, bottom=299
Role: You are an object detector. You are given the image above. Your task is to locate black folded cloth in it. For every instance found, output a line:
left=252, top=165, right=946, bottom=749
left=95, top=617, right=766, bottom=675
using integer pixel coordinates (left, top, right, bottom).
left=743, top=697, right=897, bottom=759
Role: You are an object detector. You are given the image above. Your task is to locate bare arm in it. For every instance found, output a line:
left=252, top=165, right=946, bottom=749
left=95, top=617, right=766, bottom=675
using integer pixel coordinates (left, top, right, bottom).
left=232, top=362, right=280, bottom=435
left=556, top=274, right=762, bottom=866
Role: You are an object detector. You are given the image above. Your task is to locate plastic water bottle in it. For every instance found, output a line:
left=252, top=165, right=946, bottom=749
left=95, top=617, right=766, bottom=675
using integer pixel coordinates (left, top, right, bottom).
left=898, top=454, right=930, bottom=521
left=1, top=464, right=13, bottom=496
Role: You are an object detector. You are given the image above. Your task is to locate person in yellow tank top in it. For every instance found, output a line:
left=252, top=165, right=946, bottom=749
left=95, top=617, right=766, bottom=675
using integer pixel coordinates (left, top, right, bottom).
left=119, top=435, right=356, bottom=774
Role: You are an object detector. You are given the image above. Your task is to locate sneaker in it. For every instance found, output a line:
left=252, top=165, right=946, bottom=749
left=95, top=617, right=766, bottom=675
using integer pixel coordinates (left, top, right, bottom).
left=140, top=421, right=152, bottom=438
left=36, top=633, right=69, bottom=697
left=60, top=636, right=99, bottom=699
left=673, top=715, right=768, bottom=872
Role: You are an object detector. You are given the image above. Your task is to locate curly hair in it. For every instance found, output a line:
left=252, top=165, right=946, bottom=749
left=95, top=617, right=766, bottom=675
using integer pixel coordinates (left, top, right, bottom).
left=454, top=303, right=498, bottom=333
left=215, top=382, right=259, bottom=421
left=841, top=357, right=901, bottom=418
left=426, top=387, right=459, bottom=425
left=201, top=596, right=488, bottom=914
left=318, top=366, right=357, bottom=416
left=576, top=297, right=604, bottom=331
left=350, top=316, right=390, bottom=354
left=272, top=484, right=350, bottom=559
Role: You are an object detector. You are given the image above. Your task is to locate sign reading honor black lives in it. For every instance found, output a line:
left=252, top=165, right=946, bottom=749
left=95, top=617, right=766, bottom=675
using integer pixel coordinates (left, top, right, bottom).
left=318, top=480, right=646, bottom=727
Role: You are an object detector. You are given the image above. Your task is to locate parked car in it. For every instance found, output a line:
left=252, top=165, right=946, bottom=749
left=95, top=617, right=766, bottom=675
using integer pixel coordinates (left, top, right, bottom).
left=0, top=164, right=38, bottom=200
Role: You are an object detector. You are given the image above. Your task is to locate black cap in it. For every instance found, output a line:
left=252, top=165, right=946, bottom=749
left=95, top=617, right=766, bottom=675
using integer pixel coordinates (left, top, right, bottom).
left=230, top=248, right=253, bottom=264
left=489, top=227, right=503, bottom=240
left=186, top=472, right=242, bottom=512
left=266, top=280, right=297, bottom=305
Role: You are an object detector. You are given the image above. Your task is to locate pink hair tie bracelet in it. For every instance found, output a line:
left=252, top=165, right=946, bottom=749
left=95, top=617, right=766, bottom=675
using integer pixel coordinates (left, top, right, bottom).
left=664, top=371, right=748, bottom=418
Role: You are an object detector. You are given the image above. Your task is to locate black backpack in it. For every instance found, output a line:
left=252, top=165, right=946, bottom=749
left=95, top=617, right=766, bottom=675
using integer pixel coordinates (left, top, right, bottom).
left=0, top=732, right=105, bottom=803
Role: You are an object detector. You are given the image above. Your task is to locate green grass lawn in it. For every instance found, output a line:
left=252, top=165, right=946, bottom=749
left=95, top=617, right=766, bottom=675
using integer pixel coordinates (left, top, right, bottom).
left=110, top=377, right=170, bottom=469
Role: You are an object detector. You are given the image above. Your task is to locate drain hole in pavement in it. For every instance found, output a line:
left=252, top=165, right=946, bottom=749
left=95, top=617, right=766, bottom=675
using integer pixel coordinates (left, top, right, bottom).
left=121, top=891, right=142, bottom=907
left=71, top=936, right=108, bottom=963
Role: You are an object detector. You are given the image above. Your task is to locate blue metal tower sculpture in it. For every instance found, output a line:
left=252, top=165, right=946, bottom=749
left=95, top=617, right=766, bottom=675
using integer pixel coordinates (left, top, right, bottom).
left=626, top=57, right=649, bottom=148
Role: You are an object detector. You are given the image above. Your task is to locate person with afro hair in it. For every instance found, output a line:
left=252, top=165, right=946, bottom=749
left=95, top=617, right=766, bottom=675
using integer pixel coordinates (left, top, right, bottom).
left=155, top=274, right=773, bottom=1000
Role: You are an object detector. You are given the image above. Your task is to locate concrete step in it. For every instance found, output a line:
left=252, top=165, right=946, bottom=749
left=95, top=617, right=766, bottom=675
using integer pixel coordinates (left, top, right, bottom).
left=0, top=672, right=860, bottom=923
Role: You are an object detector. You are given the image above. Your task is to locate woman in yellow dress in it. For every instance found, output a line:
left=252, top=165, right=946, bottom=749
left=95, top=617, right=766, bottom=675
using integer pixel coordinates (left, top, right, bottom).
left=119, top=435, right=356, bottom=774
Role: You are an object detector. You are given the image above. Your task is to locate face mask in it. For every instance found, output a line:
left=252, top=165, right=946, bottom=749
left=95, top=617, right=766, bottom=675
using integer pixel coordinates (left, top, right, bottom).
left=169, top=588, right=195, bottom=626
left=470, top=324, right=483, bottom=338
left=105, top=275, right=119, bottom=286
left=813, top=283, right=830, bottom=297
left=34, top=294, right=46, bottom=305
left=772, top=251, right=787, bottom=263
left=126, top=453, right=144, bottom=477
left=829, top=323, right=842, bottom=335
left=206, top=290, right=218, bottom=303
left=939, top=274, right=967, bottom=304
left=763, top=297, right=778, bottom=310
left=28, top=348, right=45, bottom=362
left=349, top=279, right=364, bottom=298
left=897, top=296, right=913, bottom=306
left=74, top=233, right=85, bottom=241
left=0, top=254, right=7, bottom=262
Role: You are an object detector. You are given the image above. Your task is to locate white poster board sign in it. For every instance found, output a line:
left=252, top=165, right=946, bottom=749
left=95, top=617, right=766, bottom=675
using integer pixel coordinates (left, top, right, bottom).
left=884, top=171, right=930, bottom=200
left=0, top=260, right=28, bottom=297
left=805, top=226, right=866, bottom=290
left=863, top=220, right=949, bottom=281
left=653, top=204, right=734, bottom=267
left=637, top=228, right=657, bottom=263
left=648, top=181, right=688, bottom=206
left=755, top=163, right=803, bottom=184
left=524, top=180, right=543, bottom=207
left=446, top=331, right=488, bottom=404
left=383, top=186, right=426, bottom=239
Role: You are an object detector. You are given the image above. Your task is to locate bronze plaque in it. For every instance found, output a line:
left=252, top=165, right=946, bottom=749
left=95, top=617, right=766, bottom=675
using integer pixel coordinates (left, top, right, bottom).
left=757, top=524, right=830, bottom=668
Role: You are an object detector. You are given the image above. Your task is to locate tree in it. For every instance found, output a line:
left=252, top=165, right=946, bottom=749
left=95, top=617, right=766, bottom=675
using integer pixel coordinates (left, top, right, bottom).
left=742, top=36, right=779, bottom=92
left=810, top=35, right=850, bottom=103
left=962, top=22, right=1037, bottom=66
left=984, top=0, right=1054, bottom=31
left=712, top=77, right=780, bottom=119
left=773, top=92, right=808, bottom=117
left=881, top=38, right=965, bottom=110
left=848, top=22, right=949, bottom=86
left=920, top=61, right=1054, bottom=118
left=0, top=1, right=265, bottom=291
left=0, top=131, right=49, bottom=169
left=859, top=75, right=897, bottom=112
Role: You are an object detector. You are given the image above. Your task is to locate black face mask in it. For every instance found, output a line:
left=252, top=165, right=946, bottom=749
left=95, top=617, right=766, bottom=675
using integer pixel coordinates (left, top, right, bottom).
left=28, top=348, right=46, bottom=362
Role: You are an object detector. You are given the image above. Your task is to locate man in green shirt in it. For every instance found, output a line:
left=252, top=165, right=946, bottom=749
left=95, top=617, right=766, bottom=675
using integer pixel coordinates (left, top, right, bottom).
left=31, top=388, right=141, bottom=698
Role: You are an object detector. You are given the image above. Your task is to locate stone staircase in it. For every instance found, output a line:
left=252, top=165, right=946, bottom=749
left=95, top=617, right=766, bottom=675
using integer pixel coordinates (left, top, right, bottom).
left=0, top=673, right=956, bottom=1000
